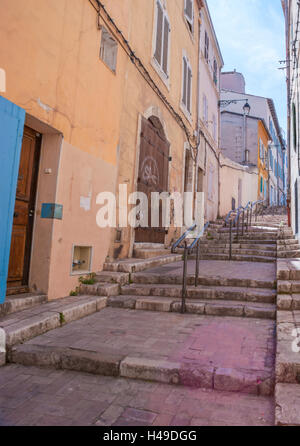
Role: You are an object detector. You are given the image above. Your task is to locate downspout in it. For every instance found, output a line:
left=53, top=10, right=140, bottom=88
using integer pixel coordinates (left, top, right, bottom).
left=194, top=10, right=202, bottom=223
left=286, top=0, right=292, bottom=224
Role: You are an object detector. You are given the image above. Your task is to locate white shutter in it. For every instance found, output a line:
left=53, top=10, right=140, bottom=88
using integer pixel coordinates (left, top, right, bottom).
left=154, top=2, right=163, bottom=65
left=162, top=16, right=170, bottom=75
left=187, top=66, right=192, bottom=113
left=182, top=57, right=187, bottom=106
left=185, top=0, right=194, bottom=26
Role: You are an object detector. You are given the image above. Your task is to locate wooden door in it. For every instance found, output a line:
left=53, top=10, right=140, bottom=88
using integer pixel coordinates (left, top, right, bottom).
left=135, top=117, right=170, bottom=244
left=7, top=127, right=41, bottom=293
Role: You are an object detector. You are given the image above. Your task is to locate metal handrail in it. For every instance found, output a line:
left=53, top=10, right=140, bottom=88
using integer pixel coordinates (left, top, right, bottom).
left=171, top=223, right=196, bottom=253
left=234, top=206, right=245, bottom=225
left=188, top=222, right=210, bottom=253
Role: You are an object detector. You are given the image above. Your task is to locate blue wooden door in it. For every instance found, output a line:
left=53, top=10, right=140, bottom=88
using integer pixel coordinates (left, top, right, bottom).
left=0, top=96, right=25, bottom=304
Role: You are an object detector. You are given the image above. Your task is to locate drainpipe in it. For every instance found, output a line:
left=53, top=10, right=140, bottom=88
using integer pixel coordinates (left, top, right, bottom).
left=193, top=12, right=202, bottom=224
left=285, top=0, right=291, bottom=225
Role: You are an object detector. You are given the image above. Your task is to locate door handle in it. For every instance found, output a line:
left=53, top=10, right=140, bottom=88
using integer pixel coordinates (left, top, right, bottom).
left=29, top=210, right=34, bottom=217
left=14, top=212, right=19, bottom=218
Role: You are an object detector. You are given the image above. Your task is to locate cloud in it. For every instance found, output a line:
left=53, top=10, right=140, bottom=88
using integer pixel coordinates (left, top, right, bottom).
left=208, top=0, right=287, bottom=131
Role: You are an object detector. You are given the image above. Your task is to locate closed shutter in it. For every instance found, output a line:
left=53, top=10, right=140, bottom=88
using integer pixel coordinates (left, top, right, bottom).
left=185, top=0, right=193, bottom=26
left=154, top=2, right=163, bottom=65
left=182, top=57, right=187, bottom=106
left=162, top=16, right=170, bottom=75
left=187, top=66, right=192, bottom=113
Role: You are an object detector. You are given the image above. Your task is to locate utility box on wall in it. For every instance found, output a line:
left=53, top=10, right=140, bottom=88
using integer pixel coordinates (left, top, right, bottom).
left=71, top=246, right=93, bottom=275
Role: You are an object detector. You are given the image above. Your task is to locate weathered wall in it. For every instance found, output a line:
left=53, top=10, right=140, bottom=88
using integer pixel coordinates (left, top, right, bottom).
left=0, top=0, right=125, bottom=298
left=219, top=154, right=258, bottom=217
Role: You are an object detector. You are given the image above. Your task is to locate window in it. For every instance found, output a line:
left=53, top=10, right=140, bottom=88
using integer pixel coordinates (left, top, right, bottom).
left=293, top=103, right=297, bottom=152
left=212, top=114, right=217, bottom=140
left=100, top=27, right=118, bottom=72
left=184, top=0, right=194, bottom=33
left=182, top=55, right=192, bottom=114
left=295, top=179, right=299, bottom=234
left=203, top=94, right=208, bottom=125
left=154, top=1, right=170, bottom=77
left=204, top=31, right=209, bottom=62
left=208, top=164, right=214, bottom=201
left=213, top=59, right=218, bottom=86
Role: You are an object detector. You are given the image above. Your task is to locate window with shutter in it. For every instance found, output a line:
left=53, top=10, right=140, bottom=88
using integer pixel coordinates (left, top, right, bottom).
left=182, top=57, right=187, bottom=107
left=204, top=31, right=209, bottom=62
left=184, top=0, right=194, bottom=33
left=182, top=55, right=192, bottom=115
left=154, top=1, right=170, bottom=77
left=213, top=59, right=218, bottom=86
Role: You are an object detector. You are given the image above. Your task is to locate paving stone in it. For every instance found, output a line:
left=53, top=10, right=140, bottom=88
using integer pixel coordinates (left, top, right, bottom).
left=277, top=281, right=292, bottom=294
left=135, top=298, right=173, bottom=312
left=120, top=357, right=181, bottom=385
left=277, top=294, right=293, bottom=311
left=107, top=296, right=137, bottom=309
left=275, top=383, right=300, bottom=425
left=3, top=312, right=61, bottom=347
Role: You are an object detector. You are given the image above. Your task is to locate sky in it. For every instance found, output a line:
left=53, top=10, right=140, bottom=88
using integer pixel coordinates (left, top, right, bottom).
left=208, top=0, right=287, bottom=135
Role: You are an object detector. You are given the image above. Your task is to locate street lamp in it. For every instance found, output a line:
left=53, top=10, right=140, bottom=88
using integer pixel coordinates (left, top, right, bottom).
left=243, top=101, right=251, bottom=116
left=218, top=98, right=251, bottom=109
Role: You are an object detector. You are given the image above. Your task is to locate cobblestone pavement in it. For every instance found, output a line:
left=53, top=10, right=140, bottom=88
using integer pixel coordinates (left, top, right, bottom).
left=146, top=260, right=276, bottom=281
left=23, top=308, right=275, bottom=387
left=0, top=365, right=274, bottom=426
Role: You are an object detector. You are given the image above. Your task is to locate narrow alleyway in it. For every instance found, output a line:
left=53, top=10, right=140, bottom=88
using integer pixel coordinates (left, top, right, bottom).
left=0, top=210, right=293, bottom=426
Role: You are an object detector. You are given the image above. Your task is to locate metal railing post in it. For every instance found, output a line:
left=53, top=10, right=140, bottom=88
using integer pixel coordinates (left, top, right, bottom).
left=246, top=209, right=249, bottom=232
left=236, top=212, right=240, bottom=243
left=229, top=219, right=233, bottom=260
left=250, top=207, right=252, bottom=229
left=181, top=241, right=188, bottom=314
left=242, top=211, right=245, bottom=236
left=195, top=240, right=200, bottom=287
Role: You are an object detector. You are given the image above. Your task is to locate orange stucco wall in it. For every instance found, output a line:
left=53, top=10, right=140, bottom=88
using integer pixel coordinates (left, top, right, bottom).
left=257, top=120, right=269, bottom=200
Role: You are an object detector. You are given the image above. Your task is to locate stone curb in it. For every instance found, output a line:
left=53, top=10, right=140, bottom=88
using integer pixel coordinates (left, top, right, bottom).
left=1, top=296, right=108, bottom=350
left=9, top=343, right=274, bottom=396
left=107, top=296, right=276, bottom=320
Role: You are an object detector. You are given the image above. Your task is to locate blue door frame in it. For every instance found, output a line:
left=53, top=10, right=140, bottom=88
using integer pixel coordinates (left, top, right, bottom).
left=0, top=96, right=25, bottom=304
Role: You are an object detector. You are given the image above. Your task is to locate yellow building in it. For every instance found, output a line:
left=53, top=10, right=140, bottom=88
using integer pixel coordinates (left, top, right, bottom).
left=257, top=120, right=271, bottom=202
left=0, top=0, right=223, bottom=301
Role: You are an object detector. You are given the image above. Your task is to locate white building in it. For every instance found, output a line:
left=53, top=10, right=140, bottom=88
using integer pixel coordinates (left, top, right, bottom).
left=282, top=0, right=300, bottom=238
left=220, top=71, right=286, bottom=206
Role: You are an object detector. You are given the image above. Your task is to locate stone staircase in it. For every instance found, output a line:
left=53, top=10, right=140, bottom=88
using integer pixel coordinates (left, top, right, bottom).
left=2, top=207, right=300, bottom=426
left=275, top=257, right=300, bottom=425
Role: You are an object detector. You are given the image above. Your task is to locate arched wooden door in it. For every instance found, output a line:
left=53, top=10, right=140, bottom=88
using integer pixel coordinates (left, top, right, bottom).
left=135, top=116, right=170, bottom=244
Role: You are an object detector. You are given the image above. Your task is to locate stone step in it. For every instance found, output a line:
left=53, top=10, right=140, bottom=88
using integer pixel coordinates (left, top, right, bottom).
left=0, top=295, right=107, bottom=350
left=278, top=280, right=300, bottom=294
left=276, top=310, right=300, bottom=385
left=277, top=251, right=300, bottom=259
left=196, top=254, right=276, bottom=263
left=133, top=248, right=171, bottom=260
left=277, top=245, right=300, bottom=252
left=79, top=282, right=120, bottom=297
left=198, top=248, right=276, bottom=258
left=133, top=243, right=165, bottom=250
left=275, top=383, right=300, bottom=426
left=0, top=294, right=47, bottom=318
left=277, top=259, right=300, bottom=281
left=277, top=239, right=300, bottom=246
left=198, top=243, right=277, bottom=251
left=9, top=305, right=275, bottom=396
left=8, top=341, right=274, bottom=396
left=218, top=234, right=279, bottom=241
left=121, top=284, right=276, bottom=304
left=108, top=295, right=276, bottom=320
left=94, top=271, right=130, bottom=286
left=131, top=272, right=277, bottom=290
left=103, top=254, right=182, bottom=273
